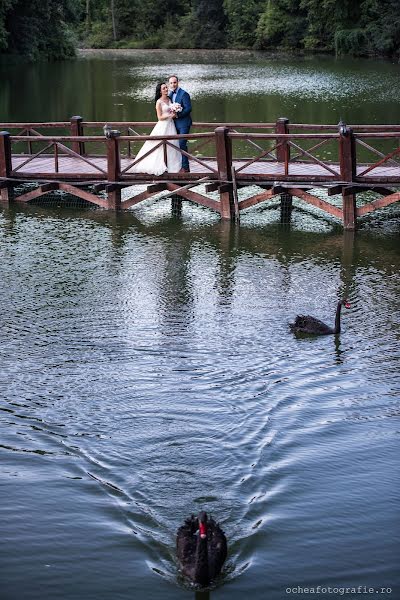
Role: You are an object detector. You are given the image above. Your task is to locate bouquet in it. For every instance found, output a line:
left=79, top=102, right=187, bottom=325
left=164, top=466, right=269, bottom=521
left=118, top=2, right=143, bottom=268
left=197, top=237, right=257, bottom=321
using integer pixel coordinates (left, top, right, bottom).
left=169, top=102, right=182, bottom=114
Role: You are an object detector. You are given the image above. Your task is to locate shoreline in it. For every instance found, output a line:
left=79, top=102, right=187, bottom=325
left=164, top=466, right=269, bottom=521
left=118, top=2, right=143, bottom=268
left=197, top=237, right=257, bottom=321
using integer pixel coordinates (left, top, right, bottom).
left=77, top=47, right=281, bottom=58
left=76, top=48, right=399, bottom=64
left=1, top=48, right=396, bottom=65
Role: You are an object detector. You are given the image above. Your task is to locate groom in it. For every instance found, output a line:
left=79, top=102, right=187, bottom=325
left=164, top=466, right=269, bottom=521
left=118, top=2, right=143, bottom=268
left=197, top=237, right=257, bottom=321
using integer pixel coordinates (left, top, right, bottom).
left=168, top=75, right=192, bottom=173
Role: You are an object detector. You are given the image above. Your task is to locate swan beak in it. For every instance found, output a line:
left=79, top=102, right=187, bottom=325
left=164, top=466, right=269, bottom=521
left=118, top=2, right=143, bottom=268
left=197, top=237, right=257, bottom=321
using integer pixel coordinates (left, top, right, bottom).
left=199, top=520, right=207, bottom=539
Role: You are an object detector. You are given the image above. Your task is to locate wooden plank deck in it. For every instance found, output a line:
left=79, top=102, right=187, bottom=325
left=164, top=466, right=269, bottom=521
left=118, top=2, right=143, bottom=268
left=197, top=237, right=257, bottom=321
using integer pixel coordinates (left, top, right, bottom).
left=11, top=154, right=400, bottom=181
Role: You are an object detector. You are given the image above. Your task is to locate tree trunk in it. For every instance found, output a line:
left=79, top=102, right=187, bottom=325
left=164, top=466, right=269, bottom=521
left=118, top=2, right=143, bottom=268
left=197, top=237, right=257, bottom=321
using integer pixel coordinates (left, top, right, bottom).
left=86, top=0, right=91, bottom=34
left=110, top=0, right=117, bottom=41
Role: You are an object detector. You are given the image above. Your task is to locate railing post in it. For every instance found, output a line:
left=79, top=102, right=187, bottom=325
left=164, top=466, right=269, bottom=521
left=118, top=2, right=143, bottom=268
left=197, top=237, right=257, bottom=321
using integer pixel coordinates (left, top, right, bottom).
left=215, top=126, right=234, bottom=220
left=276, top=117, right=290, bottom=164
left=70, top=115, right=85, bottom=156
left=339, top=127, right=357, bottom=230
left=106, top=134, right=121, bottom=210
left=0, top=131, right=13, bottom=203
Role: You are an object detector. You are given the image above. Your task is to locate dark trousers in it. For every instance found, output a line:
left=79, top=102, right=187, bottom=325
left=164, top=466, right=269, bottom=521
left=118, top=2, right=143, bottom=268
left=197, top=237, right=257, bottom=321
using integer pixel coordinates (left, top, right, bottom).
left=175, top=122, right=190, bottom=170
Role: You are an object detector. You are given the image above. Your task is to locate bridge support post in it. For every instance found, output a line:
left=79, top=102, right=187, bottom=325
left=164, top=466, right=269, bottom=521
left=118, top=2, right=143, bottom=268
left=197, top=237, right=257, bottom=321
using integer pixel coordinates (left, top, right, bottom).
left=171, top=194, right=182, bottom=216
left=276, top=119, right=292, bottom=221
left=107, top=135, right=121, bottom=210
left=215, top=127, right=234, bottom=220
left=70, top=116, right=85, bottom=156
left=280, top=191, right=293, bottom=223
left=339, top=127, right=357, bottom=230
left=0, top=131, right=13, bottom=204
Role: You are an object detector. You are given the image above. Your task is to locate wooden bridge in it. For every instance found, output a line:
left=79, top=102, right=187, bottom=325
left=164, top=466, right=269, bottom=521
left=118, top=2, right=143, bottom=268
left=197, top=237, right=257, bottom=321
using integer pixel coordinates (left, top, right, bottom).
left=1, top=118, right=399, bottom=229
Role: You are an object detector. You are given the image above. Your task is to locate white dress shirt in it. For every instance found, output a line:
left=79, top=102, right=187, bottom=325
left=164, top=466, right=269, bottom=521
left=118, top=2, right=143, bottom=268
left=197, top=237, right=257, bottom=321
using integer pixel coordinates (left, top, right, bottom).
left=172, top=88, right=179, bottom=103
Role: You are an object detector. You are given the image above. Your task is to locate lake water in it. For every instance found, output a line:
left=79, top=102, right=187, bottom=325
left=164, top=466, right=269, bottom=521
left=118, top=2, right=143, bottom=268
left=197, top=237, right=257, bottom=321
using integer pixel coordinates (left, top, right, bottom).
left=1, top=49, right=400, bottom=124
left=0, top=50, right=399, bottom=600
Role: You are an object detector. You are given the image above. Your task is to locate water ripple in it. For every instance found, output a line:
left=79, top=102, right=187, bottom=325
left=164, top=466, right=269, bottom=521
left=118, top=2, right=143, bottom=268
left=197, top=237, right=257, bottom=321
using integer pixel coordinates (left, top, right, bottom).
left=0, top=207, right=399, bottom=597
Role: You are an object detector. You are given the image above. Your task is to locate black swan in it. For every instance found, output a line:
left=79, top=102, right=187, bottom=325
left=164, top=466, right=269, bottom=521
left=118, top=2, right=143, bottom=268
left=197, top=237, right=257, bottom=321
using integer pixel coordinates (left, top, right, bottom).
left=176, top=511, right=227, bottom=586
left=289, top=299, right=351, bottom=335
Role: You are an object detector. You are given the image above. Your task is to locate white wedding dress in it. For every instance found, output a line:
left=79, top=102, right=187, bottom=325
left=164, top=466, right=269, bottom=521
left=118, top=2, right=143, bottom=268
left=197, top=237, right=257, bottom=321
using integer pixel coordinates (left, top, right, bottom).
left=129, top=101, right=182, bottom=175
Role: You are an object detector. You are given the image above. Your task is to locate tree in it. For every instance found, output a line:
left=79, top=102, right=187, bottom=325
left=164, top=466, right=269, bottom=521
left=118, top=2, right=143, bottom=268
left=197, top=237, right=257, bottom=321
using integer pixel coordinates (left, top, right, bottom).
left=110, top=0, right=117, bottom=41
left=358, top=0, right=400, bottom=58
left=85, top=0, right=91, bottom=33
left=0, top=0, right=16, bottom=50
left=189, top=0, right=226, bottom=48
left=300, top=0, right=361, bottom=51
left=255, top=0, right=306, bottom=50
left=224, top=0, right=264, bottom=47
left=1, top=0, right=398, bottom=59
left=2, top=0, right=82, bottom=59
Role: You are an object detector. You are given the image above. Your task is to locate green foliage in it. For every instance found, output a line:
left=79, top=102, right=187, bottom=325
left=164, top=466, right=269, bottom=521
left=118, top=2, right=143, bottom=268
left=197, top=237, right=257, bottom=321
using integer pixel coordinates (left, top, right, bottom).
left=81, top=0, right=195, bottom=49
left=0, top=0, right=15, bottom=50
left=302, top=35, right=320, bottom=50
left=188, top=0, right=226, bottom=48
left=114, top=0, right=140, bottom=39
left=300, top=0, right=335, bottom=50
left=333, top=0, right=400, bottom=57
left=1, top=0, right=82, bottom=59
left=0, top=0, right=398, bottom=60
left=255, top=0, right=398, bottom=57
left=335, top=28, right=367, bottom=56
left=360, top=0, right=400, bottom=58
left=255, top=2, right=287, bottom=49
left=224, top=0, right=263, bottom=48
left=299, top=0, right=362, bottom=51
left=85, top=21, right=114, bottom=49
left=158, top=16, right=195, bottom=49
left=255, top=0, right=306, bottom=50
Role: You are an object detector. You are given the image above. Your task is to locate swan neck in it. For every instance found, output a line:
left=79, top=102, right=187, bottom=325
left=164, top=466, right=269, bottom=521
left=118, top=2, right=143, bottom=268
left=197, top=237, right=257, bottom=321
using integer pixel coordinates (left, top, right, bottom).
left=334, top=302, right=342, bottom=333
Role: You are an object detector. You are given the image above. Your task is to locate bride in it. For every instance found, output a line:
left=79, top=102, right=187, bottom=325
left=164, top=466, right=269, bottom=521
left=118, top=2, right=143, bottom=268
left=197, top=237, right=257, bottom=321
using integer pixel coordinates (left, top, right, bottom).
left=129, top=82, right=182, bottom=175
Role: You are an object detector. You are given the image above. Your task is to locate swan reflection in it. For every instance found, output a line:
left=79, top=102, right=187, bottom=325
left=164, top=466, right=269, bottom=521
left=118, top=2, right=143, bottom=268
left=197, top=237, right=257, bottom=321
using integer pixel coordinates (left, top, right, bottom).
left=195, top=591, right=210, bottom=600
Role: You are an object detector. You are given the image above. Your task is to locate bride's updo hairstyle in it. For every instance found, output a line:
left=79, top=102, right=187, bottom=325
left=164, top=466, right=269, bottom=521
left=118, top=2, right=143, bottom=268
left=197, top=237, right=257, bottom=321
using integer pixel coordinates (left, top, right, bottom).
left=154, top=82, right=164, bottom=104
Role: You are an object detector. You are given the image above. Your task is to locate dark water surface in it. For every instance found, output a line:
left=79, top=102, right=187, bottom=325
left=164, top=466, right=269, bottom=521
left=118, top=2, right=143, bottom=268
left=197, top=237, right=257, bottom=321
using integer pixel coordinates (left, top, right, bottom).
left=1, top=49, right=400, bottom=124
left=0, top=51, right=399, bottom=600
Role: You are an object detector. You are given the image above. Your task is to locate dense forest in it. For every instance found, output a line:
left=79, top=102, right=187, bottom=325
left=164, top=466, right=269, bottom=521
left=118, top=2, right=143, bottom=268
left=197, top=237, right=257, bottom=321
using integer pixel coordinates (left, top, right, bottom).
left=1, top=0, right=399, bottom=61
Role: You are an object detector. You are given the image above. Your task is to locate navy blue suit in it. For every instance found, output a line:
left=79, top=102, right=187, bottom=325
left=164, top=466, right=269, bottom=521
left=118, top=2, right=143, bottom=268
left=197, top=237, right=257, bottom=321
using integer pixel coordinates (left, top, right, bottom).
left=169, top=87, right=192, bottom=170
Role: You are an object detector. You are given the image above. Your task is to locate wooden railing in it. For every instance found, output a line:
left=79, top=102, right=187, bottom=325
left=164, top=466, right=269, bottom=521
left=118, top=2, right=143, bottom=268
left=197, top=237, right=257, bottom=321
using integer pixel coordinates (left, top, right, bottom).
left=1, top=118, right=399, bottom=228
left=2, top=118, right=399, bottom=179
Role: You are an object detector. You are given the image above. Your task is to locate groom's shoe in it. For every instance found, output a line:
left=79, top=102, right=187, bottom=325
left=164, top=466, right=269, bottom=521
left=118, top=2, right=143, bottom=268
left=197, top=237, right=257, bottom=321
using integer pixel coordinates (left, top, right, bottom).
left=179, top=167, right=190, bottom=173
